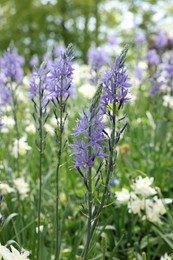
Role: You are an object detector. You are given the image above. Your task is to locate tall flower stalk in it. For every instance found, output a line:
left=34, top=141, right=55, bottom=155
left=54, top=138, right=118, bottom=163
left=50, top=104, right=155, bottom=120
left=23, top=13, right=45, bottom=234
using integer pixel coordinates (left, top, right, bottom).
left=70, top=46, right=131, bottom=259
left=29, top=62, right=49, bottom=260
left=46, top=44, right=74, bottom=260
left=0, top=44, right=25, bottom=175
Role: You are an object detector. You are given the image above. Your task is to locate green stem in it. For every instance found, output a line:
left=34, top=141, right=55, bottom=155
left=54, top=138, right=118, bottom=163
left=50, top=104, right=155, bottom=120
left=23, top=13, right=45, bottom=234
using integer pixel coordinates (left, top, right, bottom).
left=11, top=84, right=20, bottom=176
left=83, top=166, right=92, bottom=260
left=90, top=98, right=117, bottom=245
left=55, top=95, right=63, bottom=260
left=82, top=125, right=93, bottom=260
left=37, top=81, right=43, bottom=260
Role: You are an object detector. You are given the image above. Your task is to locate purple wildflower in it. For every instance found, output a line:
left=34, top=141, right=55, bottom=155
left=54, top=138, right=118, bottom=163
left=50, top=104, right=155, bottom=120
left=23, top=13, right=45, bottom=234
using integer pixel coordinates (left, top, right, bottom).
left=145, top=49, right=160, bottom=65
left=46, top=44, right=74, bottom=101
left=150, top=81, right=164, bottom=95
left=156, top=32, right=168, bottom=49
left=149, top=72, right=164, bottom=95
left=101, top=47, right=131, bottom=112
left=135, top=33, right=145, bottom=44
left=163, top=63, right=173, bottom=78
left=134, top=66, right=144, bottom=81
left=54, top=44, right=66, bottom=58
left=107, top=35, right=117, bottom=45
left=87, top=46, right=109, bottom=71
left=0, top=45, right=25, bottom=84
left=30, top=55, right=39, bottom=68
left=29, top=61, right=49, bottom=103
left=70, top=108, right=107, bottom=171
left=0, top=112, right=3, bottom=127
left=0, top=87, right=12, bottom=106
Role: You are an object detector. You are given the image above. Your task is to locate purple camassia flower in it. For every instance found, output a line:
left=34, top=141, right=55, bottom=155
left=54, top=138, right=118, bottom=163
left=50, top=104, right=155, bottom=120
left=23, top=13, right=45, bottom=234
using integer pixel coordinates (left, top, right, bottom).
left=134, top=66, right=144, bottom=81
left=150, top=80, right=164, bottom=95
left=145, top=49, right=160, bottom=65
left=107, top=35, right=117, bottom=45
left=156, top=32, right=168, bottom=49
left=0, top=45, right=25, bottom=84
left=135, top=33, right=145, bottom=44
left=46, top=46, right=74, bottom=101
left=29, top=62, right=49, bottom=102
left=101, top=51, right=131, bottom=112
left=70, top=108, right=107, bottom=171
left=0, top=87, right=12, bottom=106
left=0, top=112, right=3, bottom=127
left=87, top=46, right=110, bottom=71
left=163, top=64, right=173, bottom=78
left=149, top=73, right=164, bottom=95
left=162, top=63, right=173, bottom=89
left=30, top=55, right=39, bottom=67
left=54, top=44, right=66, bottom=58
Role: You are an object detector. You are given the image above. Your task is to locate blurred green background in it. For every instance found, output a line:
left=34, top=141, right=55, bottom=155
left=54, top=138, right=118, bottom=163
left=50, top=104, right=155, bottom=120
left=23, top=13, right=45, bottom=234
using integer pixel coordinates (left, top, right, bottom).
left=0, top=0, right=173, bottom=62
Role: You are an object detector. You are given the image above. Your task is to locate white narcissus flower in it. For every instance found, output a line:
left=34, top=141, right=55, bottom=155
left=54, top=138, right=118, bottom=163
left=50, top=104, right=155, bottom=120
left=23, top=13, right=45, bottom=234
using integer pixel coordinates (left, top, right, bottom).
left=13, top=178, right=29, bottom=199
left=115, top=188, right=130, bottom=204
left=0, top=244, right=30, bottom=260
left=11, top=136, right=31, bottom=158
left=131, top=176, right=157, bottom=197
left=128, top=192, right=145, bottom=215
left=0, top=244, right=11, bottom=260
left=160, top=253, right=172, bottom=260
left=145, top=197, right=167, bottom=223
left=10, top=246, right=30, bottom=260
left=0, top=183, right=15, bottom=194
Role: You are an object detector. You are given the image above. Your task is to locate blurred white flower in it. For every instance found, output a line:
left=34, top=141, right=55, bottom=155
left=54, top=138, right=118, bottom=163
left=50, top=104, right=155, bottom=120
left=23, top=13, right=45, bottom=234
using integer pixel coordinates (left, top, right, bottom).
left=145, top=196, right=171, bottom=223
left=163, top=95, right=173, bottom=109
left=0, top=244, right=30, bottom=260
left=44, top=123, right=55, bottom=136
left=128, top=192, right=145, bottom=215
left=115, top=188, right=130, bottom=204
left=13, top=178, right=29, bottom=199
left=11, top=136, right=31, bottom=158
left=16, top=87, right=28, bottom=104
left=25, top=124, right=36, bottom=134
left=132, top=176, right=157, bottom=197
left=49, top=116, right=57, bottom=127
left=0, top=183, right=14, bottom=194
left=1, top=116, right=15, bottom=133
left=160, top=253, right=172, bottom=260
left=36, top=225, right=44, bottom=234
left=73, top=64, right=90, bottom=86
left=1, top=116, right=15, bottom=128
left=78, top=84, right=96, bottom=99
